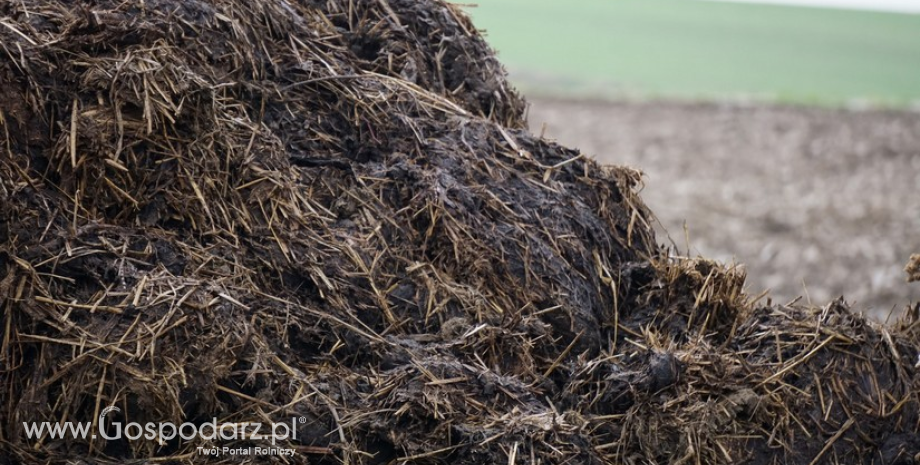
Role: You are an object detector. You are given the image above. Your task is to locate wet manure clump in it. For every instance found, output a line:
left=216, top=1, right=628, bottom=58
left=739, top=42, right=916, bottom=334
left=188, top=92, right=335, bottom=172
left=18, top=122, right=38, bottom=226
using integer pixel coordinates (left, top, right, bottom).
left=0, top=0, right=918, bottom=464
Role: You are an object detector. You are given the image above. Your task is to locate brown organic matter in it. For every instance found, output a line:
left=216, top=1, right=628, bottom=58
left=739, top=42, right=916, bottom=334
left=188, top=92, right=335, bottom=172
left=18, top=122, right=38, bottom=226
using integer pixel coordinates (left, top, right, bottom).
left=907, top=255, right=920, bottom=283
left=0, top=1, right=917, bottom=464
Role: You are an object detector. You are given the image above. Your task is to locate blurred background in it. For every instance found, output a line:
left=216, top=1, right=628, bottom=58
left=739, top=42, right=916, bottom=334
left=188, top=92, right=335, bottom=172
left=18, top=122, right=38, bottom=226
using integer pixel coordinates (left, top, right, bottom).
left=465, top=0, right=920, bottom=318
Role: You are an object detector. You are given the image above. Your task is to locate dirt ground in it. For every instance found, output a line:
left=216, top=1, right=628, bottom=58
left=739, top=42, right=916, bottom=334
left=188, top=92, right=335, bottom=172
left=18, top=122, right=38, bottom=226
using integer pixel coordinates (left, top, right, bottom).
left=527, top=97, right=920, bottom=319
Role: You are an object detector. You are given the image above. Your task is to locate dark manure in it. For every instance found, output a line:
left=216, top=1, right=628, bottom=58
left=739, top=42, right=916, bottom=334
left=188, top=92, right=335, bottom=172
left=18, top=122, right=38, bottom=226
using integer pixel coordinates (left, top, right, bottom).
left=0, top=1, right=917, bottom=464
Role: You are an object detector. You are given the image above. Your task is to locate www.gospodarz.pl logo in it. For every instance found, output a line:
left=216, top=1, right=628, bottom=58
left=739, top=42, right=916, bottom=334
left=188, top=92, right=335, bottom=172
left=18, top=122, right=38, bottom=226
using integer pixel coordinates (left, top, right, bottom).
left=23, top=406, right=305, bottom=456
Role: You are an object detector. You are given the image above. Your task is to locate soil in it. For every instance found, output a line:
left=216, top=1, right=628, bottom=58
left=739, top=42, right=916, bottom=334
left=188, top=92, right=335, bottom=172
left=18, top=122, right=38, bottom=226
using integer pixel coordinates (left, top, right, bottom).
left=528, top=97, right=920, bottom=318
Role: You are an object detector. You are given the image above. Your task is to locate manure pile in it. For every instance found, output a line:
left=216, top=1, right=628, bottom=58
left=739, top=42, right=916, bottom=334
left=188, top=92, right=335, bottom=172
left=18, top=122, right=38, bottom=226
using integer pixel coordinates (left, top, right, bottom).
left=0, top=0, right=918, bottom=464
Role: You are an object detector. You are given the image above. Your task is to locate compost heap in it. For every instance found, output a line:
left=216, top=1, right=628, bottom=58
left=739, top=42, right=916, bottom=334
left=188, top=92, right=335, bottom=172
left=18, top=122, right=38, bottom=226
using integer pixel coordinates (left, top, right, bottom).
left=1, top=0, right=918, bottom=464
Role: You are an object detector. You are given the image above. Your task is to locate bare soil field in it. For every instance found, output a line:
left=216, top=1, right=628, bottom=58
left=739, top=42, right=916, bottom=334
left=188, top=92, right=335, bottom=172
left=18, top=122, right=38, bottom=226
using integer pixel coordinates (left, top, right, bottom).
left=528, top=97, right=920, bottom=318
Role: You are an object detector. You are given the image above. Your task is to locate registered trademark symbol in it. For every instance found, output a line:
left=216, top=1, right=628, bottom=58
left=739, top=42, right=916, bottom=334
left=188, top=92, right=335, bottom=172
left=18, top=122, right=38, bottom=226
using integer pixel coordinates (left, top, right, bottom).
left=298, top=417, right=307, bottom=424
